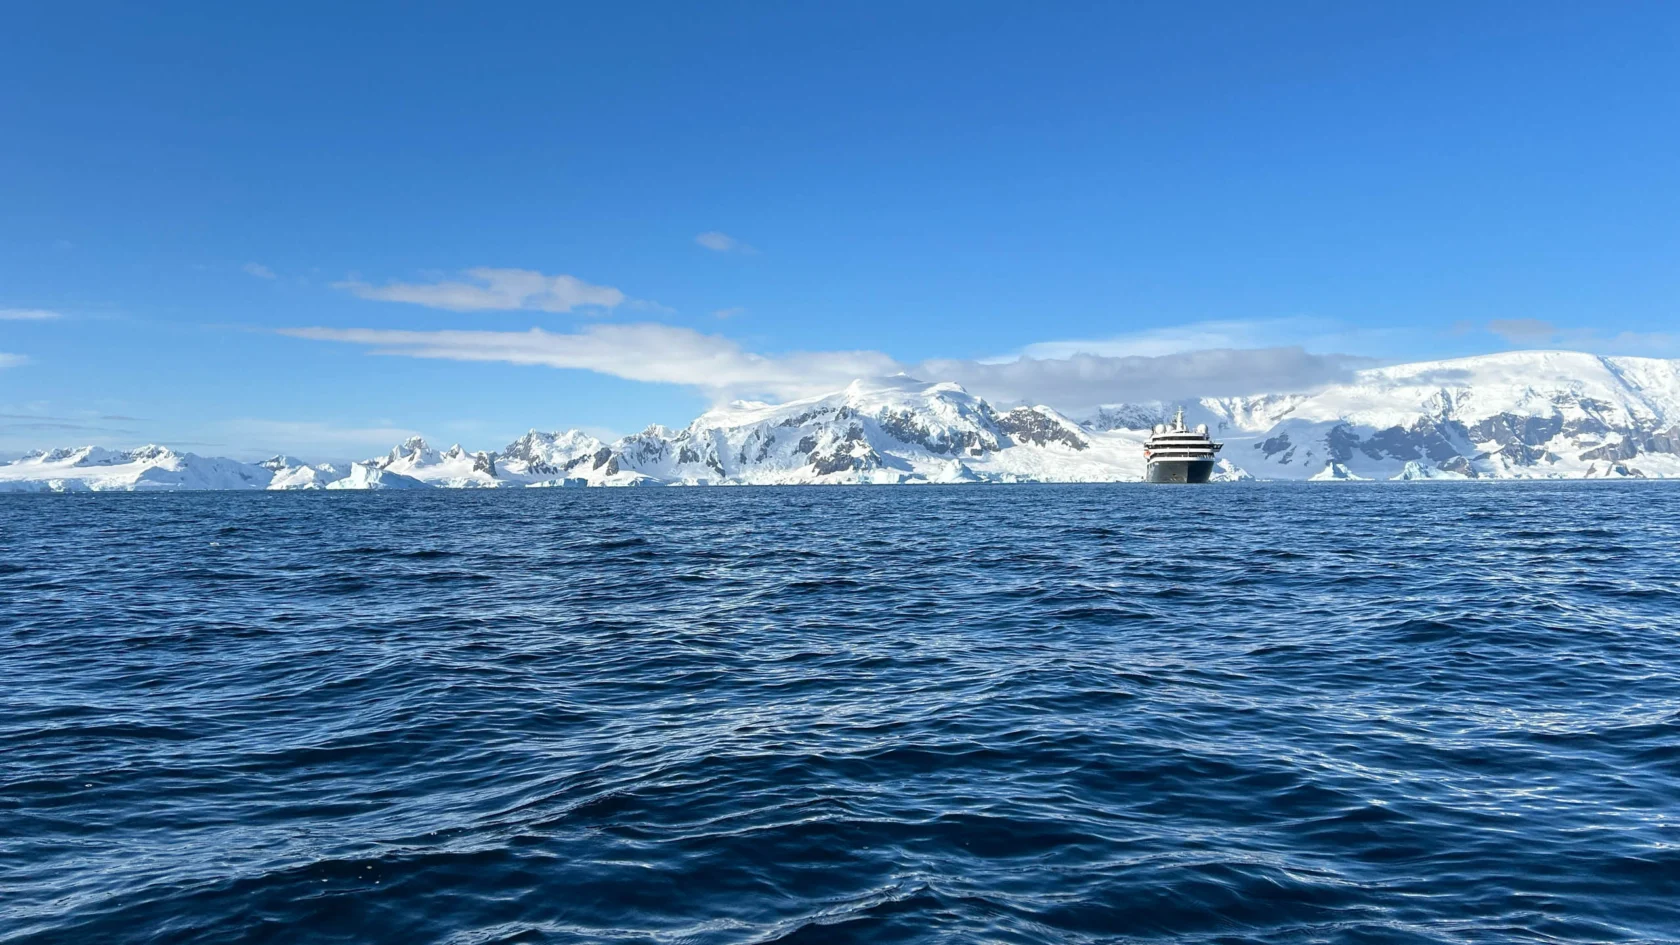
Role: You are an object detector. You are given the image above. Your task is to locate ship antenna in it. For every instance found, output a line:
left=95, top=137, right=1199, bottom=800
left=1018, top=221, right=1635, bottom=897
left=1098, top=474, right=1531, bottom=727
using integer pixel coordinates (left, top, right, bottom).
left=1174, top=405, right=1184, bottom=431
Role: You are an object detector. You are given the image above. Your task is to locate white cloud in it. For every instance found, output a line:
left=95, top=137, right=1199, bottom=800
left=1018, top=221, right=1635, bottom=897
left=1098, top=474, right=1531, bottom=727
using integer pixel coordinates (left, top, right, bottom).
left=1016, top=317, right=1368, bottom=361
left=921, top=349, right=1371, bottom=414
left=242, top=262, right=278, bottom=280
left=335, top=268, right=627, bottom=314
left=713, top=307, right=747, bottom=319
left=695, top=231, right=757, bottom=254
left=283, top=324, right=898, bottom=402
left=0, top=353, right=28, bottom=369
left=0, top=308, right=62, bottom=320
left=1486, top=318, right=1556, bottom=344
left=281, top=321, right=1367, bottom=410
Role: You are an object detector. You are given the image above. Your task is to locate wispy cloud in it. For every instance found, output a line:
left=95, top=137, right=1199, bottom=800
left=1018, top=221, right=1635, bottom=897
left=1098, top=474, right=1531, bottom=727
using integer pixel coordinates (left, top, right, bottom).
left=695, top=231, right=757, bottom=254
left=0, top=414, right=138, bottom=436
left=1598, top=330, right=1677, bottom=353
left=1014, top=317, right=1382, bottom=361
left=0, top=353, right=30, bottom=369
left=713, top=306, right=747, bottom=319
left=1486, top=318, right=1556, bottom=344
left=0, top=412, right=145, bottom=423
left=0, top=308, right=62, bottom=320
left=335, top=268, right=628, bottom=314
left=0, top=406, right=156, bottom=456
left=1481, top=319, right=1676, bottom=354
left=242, top=262, right=278, bottom=280
left=922, top=349, right=1372, bottom=413
left=281, top=320, right=1368, bottom=410
left=282, top=324, right=897, bottom=402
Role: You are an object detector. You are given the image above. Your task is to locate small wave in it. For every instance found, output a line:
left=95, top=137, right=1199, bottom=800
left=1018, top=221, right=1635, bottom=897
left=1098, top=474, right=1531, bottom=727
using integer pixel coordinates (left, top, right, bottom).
left=5, top=482, right=1679, bottom=943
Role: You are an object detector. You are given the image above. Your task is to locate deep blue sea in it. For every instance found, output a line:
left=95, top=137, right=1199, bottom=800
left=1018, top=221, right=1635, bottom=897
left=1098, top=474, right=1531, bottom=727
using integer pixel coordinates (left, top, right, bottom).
left=4, top=483, right=1679, bottom=944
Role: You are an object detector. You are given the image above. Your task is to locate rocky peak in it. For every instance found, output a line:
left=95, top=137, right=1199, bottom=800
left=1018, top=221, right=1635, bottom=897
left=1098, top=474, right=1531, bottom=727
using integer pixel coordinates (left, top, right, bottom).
left=123, top=445, right=178, bottom=463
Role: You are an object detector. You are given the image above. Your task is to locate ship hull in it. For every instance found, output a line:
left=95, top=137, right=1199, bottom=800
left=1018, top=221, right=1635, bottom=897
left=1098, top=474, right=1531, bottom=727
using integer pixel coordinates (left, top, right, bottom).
left=1145, top=459, right=1215, bottom=484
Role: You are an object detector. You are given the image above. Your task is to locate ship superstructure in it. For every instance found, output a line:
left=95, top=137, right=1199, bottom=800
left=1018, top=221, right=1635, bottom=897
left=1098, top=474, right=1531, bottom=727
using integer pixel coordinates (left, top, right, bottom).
left=1144, top=407, right=1222, bottom=483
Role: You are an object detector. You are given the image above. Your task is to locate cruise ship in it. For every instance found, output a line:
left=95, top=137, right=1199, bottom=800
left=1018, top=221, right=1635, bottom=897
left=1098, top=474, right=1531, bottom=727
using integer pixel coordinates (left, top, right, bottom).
left=1144, top=407, right=1222, bottom=483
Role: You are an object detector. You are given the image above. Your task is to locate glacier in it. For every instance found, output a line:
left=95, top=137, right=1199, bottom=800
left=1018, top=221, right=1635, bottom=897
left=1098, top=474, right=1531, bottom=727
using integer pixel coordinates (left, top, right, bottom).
left=4, top=351, right=1679, bottom=492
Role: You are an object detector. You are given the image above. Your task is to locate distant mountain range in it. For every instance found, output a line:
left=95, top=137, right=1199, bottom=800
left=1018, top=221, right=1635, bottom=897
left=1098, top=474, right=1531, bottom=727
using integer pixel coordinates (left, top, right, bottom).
left=4, top=351, right=1678, bottom=491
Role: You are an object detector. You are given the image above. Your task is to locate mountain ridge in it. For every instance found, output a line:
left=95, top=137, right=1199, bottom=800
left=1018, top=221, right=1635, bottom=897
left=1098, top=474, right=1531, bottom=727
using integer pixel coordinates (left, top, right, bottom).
left=4, top=351, right=1678, bottom=490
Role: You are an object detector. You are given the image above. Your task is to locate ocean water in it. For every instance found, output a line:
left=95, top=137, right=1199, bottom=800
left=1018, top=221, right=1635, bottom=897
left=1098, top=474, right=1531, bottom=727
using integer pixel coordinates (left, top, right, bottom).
left=3, top=483, right=1679, bottom=944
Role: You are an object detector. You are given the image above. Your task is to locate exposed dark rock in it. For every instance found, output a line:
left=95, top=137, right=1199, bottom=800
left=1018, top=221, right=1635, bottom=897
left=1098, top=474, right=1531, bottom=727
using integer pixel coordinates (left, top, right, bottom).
left=1300, top=409, right=1680, bottom=474
left=1363, top=426, right=1422, bottom=461
left=1470, top=414, right=1563, bottom=451
left=498, top=433, right=596, bottom=476
left=995, top=407, right=1087, bottom=450
left=805, top=424, right=882, bottom=474
left=1495, top=441, right=1551, bottom=466
left=616, top=434, right=669, bottom=466
left=1326, top=425, right=1361, bottom=463
left=735, top=430, right=776, bottom=466
left=1437, top=456, right=1477, bottom=477
left=675, top=441, right=726, bottom=476
left=777, top=407, right=833, bottom=428
left=876, top=409, right=996, bottom=454
left=1257, top=433, right=1292, bottom=458
left=809, top=444, right=882, bottom=475
left=1563, top=416, right=1613, bottom=438
left=1580, top=439, right=1638, bottom=462
left=1639, top=424, right=1680, bottom=454
left=1417, top=419, right=1469, bottom=461
left=1320, top=418, right=1468, bottom=466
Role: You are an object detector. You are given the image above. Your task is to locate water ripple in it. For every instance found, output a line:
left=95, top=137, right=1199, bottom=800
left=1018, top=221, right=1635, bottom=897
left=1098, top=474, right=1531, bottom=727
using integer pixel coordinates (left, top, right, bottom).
left=2, top=483, right=1679, bottom=943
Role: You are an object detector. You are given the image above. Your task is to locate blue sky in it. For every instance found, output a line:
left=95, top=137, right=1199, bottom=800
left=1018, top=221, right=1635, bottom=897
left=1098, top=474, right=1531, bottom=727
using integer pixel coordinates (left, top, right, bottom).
left=2, top=3, right=1676, bottom=459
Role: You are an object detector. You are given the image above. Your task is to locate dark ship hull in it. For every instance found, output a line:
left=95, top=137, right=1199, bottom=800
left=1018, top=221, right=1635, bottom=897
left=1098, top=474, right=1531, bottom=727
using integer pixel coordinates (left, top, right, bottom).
left=1146, top=458, right=1215, bottom=484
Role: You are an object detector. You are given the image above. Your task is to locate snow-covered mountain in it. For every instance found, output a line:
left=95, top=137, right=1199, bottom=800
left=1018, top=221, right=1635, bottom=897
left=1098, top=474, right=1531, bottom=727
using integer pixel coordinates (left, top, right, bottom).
left=574, top=377, right=1144, bottom=486
left=1186, top=351, right=1680, bottom=480
left=4, top=352, right=1678, bottom=491
left=0, top=445, right=272, bottom=492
